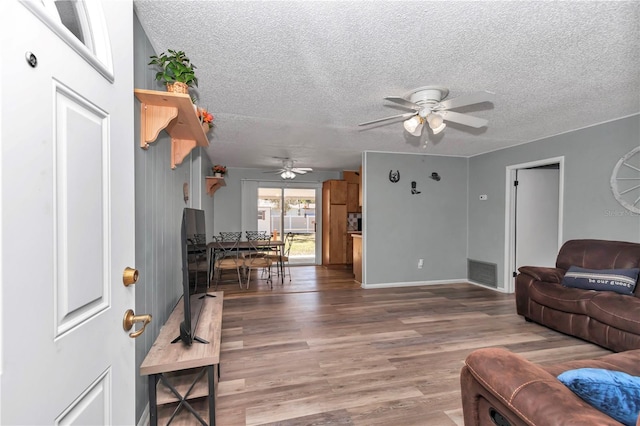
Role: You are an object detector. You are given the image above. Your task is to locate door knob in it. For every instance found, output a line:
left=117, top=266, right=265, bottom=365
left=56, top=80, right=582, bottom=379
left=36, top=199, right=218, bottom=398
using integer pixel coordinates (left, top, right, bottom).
left=123, top=309, right=152, bottom=338
left=123, top=267, right=139, bottom=286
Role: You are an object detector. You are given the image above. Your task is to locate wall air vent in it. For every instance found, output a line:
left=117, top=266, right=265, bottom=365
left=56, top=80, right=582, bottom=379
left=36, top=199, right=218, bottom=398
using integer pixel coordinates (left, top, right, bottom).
left=468, top=259, right=497, bottom=288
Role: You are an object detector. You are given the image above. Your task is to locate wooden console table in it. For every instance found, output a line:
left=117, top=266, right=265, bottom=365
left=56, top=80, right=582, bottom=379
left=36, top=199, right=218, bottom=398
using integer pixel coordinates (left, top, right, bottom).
left=140, top=291, right=223, bottom=425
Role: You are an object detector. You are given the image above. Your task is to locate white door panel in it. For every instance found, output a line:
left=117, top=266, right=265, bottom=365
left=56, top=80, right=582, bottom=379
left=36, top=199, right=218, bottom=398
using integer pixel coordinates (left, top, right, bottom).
left=1, top=1, right=134, bottom=424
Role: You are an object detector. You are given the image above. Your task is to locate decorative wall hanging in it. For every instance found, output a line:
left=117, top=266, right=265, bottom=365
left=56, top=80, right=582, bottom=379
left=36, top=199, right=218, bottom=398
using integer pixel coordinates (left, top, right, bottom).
left=389, top=170, right=400, bottom=183
left=411, top=181, right=421, bottom=195
left=430, top=172, right=441, bottom=181
left=610, top=146, right=640, bottom=214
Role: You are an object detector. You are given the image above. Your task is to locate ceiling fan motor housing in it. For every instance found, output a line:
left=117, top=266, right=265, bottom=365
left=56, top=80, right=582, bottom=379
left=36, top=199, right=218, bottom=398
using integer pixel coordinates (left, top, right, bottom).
left=406, top=86, right=449, bottom=105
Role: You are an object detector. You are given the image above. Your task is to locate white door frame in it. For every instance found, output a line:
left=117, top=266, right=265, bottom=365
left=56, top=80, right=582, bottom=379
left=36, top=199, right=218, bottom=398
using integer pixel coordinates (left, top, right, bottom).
left=504, top=156, right=565, bottom=293
left=254, top=181, right=323, bottom=265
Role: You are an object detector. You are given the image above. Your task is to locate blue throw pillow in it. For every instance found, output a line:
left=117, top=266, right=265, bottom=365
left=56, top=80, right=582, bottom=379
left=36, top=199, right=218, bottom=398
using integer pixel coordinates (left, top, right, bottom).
left=562, top=266, right=639, bottom=295
left=557, top=368, right=640, bottom=426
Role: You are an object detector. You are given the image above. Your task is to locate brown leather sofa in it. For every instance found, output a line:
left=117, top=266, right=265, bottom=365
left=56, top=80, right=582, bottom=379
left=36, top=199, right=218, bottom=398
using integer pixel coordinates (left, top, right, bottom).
left=515, top=239, right=640, bottom=352
left=460, top=347, right=640, bottom=426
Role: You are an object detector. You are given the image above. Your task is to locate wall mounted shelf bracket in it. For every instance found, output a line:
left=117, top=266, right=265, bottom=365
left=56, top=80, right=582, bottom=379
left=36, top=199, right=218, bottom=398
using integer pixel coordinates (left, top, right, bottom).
left=134, top=89, right=210, bottom=169
left=205, top=177, right=226, bottom=196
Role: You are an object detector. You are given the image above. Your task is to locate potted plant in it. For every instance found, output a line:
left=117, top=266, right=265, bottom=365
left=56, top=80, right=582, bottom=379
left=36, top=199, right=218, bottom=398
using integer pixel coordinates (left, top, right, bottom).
left=212, top=165, right=227, bottom=178
left=148, top=49, right=198, bottom=94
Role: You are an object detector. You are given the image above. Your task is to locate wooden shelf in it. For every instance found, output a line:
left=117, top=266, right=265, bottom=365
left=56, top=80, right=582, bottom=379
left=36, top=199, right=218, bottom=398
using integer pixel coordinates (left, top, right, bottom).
left=205, top=176, right=226, bottom=196
left=134, top=89, right=210, bottom=169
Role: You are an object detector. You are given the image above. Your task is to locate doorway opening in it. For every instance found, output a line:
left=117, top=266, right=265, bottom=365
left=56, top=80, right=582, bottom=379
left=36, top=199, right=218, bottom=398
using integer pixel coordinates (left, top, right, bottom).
left=258, top=187, right=318, bottom=265
left=504, top=157, right=564, bottom=293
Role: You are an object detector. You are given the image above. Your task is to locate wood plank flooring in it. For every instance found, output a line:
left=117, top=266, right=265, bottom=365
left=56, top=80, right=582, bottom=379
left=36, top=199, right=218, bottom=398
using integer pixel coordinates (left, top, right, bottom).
left=200, top=266, right=611, bottom=425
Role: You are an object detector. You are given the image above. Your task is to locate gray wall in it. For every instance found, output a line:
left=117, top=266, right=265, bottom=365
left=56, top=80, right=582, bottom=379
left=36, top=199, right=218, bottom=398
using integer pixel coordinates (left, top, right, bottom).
left=468, top=115, right=640, bottom=290
left=133, top=13, right=215, bottom=422
left=363, top=152, right=469, bottom=286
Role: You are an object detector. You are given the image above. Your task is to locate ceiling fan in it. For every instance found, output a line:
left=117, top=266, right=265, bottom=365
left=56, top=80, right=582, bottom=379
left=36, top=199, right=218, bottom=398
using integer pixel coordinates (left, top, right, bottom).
left=359, top=86, right=495, bottom=137
left=265, top=158, right=313, bottom=180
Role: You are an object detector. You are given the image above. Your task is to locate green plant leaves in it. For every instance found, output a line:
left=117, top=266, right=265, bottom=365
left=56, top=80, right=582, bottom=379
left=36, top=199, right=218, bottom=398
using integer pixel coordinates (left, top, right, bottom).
left=148, top=50, right=198, bottom=87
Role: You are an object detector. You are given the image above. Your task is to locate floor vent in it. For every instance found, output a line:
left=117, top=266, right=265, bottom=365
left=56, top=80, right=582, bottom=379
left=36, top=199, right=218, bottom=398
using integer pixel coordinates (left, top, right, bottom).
left=468, top=259, right=497, bottom=288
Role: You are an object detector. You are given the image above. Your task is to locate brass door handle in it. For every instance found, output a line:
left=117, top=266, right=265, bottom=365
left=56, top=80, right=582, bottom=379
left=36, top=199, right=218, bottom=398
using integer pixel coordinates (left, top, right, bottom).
left=123, top=267, right=139, bottom=286
left=123, top=309, right=152, bottom=338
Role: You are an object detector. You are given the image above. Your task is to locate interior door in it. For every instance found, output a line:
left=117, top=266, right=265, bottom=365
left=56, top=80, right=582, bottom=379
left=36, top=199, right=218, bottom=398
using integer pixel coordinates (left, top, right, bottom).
left=1, top=2, right=135, bottom=424
left=515, top=168, right=560, bottom=268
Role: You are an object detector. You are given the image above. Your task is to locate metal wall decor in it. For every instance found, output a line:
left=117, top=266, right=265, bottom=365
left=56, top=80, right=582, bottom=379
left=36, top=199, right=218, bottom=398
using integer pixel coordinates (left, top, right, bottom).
left=610, top=146, right=640, bottom=214
left=430, top=172, right=441, bottom=181
left=411, top=181, right=421, bottom=195
left=389, top=170, right=400, bottom=183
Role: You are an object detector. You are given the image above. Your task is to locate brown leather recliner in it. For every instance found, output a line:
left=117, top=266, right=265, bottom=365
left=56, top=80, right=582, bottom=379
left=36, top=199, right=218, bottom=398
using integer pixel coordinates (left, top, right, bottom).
left=460, top=347, right=640, bottom=426
left=515, top=239, right=640, bottom=352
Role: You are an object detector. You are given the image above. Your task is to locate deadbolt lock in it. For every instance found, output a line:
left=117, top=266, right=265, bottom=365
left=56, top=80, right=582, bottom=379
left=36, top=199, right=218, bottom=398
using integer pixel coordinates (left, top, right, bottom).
left=123, top=267, right=139, bottom=287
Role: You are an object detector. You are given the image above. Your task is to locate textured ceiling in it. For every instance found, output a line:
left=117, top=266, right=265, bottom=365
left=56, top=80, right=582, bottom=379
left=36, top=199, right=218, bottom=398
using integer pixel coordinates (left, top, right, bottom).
left=134, top=1, right=640, bottom=172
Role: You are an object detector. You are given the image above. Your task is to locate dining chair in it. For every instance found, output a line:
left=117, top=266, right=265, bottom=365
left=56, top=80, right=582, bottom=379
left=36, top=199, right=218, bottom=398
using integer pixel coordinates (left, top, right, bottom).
left=210, top=235, right=244, bottom=290
left=217, top=232, right=243, bottom=259
left=266, top=232, right=294, bottom=282
left=243, top=236, right=273, bottom=289
left=219, top=231, right=242, bottom=241
left=245, top=230, right=269, bottom=241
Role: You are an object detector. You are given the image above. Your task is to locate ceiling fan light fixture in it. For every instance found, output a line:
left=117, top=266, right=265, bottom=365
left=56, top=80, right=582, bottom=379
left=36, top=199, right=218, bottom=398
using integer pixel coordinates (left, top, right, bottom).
left=427, top=113, right=446, bottom=134
left=281, top=170, right=296, bottom=179
left=403, top=115, right=423, bottom=136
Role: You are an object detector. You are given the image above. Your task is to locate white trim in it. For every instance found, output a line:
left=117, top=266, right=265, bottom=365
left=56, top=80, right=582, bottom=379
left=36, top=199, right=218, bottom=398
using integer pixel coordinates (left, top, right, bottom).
left=466, top=280, right=510, bottom=293
left=137, top=404, right=149, bottom=426
left=361, top=152, right=366, bottom=285
left=504, top=156, right=564, bottom=293
left=362, top=278, right=467, bottom=289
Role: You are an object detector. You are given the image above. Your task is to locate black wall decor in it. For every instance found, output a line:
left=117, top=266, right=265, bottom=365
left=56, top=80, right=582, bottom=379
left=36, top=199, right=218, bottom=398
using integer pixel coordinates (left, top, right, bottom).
left=389, top=170, right=400, bottom=183
left=411, top=181, right=421, bottom=194
left=430, top=172, right=441, bottom=181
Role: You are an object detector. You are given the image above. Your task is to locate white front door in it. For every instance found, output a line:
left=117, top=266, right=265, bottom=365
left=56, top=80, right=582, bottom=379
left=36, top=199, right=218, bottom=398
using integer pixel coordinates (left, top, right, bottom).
left=1, top=1, right=135, bottom=424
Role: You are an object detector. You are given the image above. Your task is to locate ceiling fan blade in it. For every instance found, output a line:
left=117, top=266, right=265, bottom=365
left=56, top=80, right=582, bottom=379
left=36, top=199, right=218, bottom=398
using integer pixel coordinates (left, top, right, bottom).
left=384, top=96, right=421, bottom=111
left=440, top=110, right=489, bottom=128
left=292, top=168, right=313, bottom=173
left=439, top=91, right=495, bottom=110
left=358, top=112, right=416, bottom=126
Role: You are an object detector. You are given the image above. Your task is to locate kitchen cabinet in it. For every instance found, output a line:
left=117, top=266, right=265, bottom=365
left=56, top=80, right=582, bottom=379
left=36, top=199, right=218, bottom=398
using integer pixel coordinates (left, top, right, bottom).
left=322, top=180, right=348, bottom=266
left=347, top=183, right=359, bottom=212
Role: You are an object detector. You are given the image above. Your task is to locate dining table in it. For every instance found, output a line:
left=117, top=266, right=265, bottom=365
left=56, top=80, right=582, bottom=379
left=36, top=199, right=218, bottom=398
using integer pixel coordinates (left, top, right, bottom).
left=206, top=239, right=286, bottom=285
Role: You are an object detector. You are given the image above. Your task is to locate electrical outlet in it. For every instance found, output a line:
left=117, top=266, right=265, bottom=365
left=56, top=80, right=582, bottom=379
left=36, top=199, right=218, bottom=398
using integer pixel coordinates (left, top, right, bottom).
left=479, top=194, right=488, bottom=200
left=418, top=258, right=424, bottom=269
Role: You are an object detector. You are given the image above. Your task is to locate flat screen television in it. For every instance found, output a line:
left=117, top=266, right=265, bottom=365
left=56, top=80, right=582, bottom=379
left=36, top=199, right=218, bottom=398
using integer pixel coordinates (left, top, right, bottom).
left=172, top=207, right=213, bottom=345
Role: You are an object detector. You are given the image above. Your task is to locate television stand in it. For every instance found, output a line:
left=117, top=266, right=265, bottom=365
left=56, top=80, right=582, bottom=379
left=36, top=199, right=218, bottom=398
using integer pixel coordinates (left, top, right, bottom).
left=140, top=291, right=223, bottom=426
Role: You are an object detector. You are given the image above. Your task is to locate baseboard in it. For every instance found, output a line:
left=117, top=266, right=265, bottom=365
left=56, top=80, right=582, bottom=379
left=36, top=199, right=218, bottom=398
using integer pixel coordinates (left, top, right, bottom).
left=362, top=278, right=467, bottom=289
left=360, top=278, right=510, bottom=293
left=466, top=279, right=510, bottom=293
left=137, top=404, right=149, bottom=426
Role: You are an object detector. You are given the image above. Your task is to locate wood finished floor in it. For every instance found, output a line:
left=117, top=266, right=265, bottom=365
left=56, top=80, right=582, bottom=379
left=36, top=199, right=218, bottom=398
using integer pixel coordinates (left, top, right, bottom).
left=200, top=266, right=611, bottom=426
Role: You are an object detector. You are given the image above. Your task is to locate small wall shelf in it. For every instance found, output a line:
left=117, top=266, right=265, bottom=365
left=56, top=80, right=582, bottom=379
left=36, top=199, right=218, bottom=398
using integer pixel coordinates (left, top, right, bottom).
left=134, top=89, right=210, bottom=169
left=205, top=177, right=226, bottom=196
